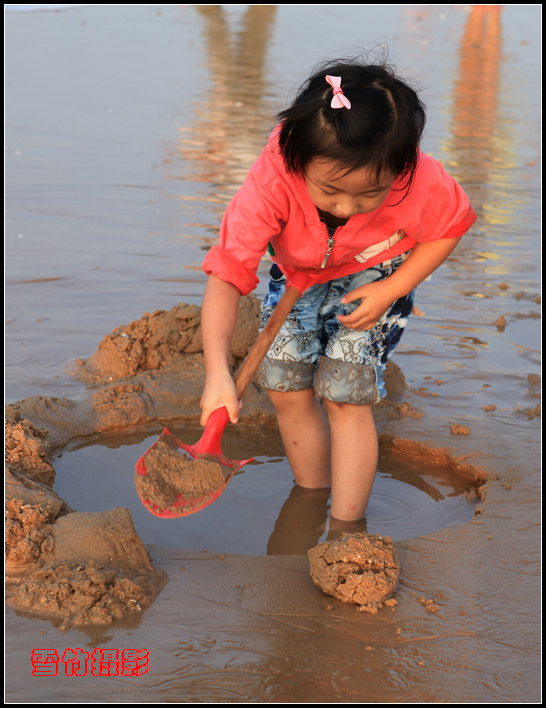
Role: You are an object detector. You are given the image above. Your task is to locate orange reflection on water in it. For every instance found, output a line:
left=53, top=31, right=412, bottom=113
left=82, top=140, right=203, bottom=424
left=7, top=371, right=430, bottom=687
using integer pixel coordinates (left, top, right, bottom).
left=452, top=5, right=502, bottom=144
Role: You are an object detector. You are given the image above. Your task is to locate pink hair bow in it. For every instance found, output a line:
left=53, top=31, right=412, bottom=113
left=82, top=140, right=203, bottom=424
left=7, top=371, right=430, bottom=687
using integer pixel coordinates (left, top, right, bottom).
left=325, top=75, right=351, bottom=110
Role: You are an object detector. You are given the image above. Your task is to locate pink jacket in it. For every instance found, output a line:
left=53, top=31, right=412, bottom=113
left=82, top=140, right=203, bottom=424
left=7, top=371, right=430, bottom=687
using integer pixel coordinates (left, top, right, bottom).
left=202, top=127, right=476, bottom=295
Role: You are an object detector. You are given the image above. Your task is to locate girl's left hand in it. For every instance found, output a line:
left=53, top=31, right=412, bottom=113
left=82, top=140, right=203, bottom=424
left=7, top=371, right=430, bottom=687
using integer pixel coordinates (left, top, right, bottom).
left=337, top=280, right=397, bottom=331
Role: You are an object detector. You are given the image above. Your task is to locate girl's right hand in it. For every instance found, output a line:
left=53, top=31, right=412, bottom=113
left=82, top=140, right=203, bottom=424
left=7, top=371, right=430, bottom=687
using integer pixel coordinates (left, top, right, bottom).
left=200, top=370, right=241, bottom=427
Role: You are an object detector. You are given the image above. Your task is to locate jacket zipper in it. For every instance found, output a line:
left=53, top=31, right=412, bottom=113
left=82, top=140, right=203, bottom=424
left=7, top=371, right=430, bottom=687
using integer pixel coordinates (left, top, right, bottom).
left=320, top=231, right=336, bottom=268
left=319, top=213, right=338, bottom=268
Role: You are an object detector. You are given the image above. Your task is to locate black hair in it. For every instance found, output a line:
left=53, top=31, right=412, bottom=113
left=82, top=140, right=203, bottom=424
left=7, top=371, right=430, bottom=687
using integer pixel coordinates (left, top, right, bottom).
left=277, top=59, right=426, bottom=195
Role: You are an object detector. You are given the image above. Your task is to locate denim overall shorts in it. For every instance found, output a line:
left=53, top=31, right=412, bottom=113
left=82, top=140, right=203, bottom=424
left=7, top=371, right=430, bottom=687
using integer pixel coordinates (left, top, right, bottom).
left=257, top=253, right=414, bottom=405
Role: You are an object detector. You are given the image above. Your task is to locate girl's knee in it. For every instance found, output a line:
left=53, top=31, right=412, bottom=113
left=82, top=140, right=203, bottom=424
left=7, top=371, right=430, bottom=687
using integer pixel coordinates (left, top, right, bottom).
left=267, top=387, right=316, bottom=412
left=322, top=398, right=374, bottom=420
left=322, top=398, right=347, bottom=415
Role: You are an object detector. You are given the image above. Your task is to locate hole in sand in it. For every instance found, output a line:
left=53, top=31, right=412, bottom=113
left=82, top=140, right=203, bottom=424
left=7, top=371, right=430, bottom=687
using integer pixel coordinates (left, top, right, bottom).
left=53, top=424, right=482, bottom=556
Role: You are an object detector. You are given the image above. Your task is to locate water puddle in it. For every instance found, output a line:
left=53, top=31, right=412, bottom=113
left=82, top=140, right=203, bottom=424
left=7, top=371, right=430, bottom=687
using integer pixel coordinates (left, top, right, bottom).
left=53, top=425, right=480, bottom=555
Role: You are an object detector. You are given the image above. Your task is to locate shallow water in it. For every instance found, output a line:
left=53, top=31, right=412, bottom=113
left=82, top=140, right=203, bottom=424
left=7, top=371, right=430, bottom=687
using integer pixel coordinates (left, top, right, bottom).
left=5, top=4, right=541, bottom=703
left=53, top=428, right=479, bottom=554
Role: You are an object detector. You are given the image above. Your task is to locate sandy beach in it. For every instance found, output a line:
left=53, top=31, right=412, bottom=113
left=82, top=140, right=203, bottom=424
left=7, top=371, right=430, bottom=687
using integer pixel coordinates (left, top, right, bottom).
left=5, top=4, right=541, bottom=703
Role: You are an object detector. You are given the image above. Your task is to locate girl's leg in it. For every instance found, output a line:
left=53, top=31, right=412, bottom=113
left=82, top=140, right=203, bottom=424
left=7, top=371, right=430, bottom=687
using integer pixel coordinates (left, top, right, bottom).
left=322, top=400, right=378, bottom=521
left=268, top=388, right=331, bottom=489
left=268, top=390, right=378, bottom=519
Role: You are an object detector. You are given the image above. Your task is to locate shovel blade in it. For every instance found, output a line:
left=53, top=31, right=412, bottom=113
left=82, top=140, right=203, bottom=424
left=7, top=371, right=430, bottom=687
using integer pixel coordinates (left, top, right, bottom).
left=135, top=424, right=253, bottom=519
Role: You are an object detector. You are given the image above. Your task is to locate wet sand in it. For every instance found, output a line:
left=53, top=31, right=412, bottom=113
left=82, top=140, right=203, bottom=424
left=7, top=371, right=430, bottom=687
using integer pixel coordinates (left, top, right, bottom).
left=308, top=533, right=400, bottom=613
left=4, top=294, right=538, bottom=702
left=5, top=4, right=541, bottom=703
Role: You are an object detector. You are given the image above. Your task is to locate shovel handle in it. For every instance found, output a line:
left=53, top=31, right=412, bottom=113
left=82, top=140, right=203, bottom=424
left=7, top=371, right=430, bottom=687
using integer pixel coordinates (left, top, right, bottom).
left=234, top=284, right=301, bottom=399
left=191, top=405, right=230, bottom=457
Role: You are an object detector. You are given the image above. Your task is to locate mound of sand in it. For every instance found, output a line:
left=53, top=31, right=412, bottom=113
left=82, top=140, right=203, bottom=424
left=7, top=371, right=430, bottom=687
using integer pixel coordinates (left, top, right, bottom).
left=308, top=533, right=399, bottom=614
left=5, top=418, right=166, bottom=630
left=72, top=296, right=261, bottom=383
left=5, top=417, right=56, bottom=487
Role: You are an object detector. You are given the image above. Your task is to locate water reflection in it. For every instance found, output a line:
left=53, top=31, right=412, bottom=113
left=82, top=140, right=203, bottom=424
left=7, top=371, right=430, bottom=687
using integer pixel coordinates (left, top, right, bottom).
left=443, top=3, right=531, bottom=285
left=438, top=5, right=508, bottom=298
left=451, top=7, right=502, bottom=142
left=266, top=486, right=331, bottom=555
left=174, top=5, right=278, bottom=232
left=447, top=6, right=507, bottom=220
left=54, top=426, right=479, bottom=556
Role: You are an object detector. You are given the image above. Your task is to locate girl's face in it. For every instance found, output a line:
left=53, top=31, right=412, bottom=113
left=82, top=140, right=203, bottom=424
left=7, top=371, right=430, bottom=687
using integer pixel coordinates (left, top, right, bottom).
left=304, top=158, right=395, bottom=219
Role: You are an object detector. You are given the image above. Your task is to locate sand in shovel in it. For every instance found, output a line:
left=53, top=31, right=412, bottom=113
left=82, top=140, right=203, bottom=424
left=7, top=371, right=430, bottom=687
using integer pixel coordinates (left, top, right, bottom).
left=136, top=437, right=227, bottom=515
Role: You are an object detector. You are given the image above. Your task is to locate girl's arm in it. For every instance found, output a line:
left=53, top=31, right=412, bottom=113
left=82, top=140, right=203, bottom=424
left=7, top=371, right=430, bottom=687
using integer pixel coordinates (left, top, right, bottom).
left=200, top=274, right=242, bottom=425
left=338, top=237, right=461, bottom=331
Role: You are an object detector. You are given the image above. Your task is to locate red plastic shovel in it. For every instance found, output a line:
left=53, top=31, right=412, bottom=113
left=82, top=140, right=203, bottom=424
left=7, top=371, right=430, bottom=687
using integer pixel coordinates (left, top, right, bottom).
left=135, top=282, right=302, bottom=518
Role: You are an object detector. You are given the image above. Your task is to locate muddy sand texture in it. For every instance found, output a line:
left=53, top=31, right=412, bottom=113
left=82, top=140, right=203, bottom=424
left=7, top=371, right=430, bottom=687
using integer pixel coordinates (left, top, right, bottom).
left=308, top=533, right=399, bottom=614
left=136, top=436, right=227, bottom=515
left=72, top=297, right=262, bottom=383
left=5, top=296, right=487, bottom=629
left=5, top=412, right=166, bottom=630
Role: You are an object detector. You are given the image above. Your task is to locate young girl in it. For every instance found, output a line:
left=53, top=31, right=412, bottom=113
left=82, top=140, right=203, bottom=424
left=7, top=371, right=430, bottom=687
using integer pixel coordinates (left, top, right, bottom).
left=199, top=60, right=476, bottom=525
